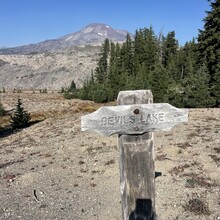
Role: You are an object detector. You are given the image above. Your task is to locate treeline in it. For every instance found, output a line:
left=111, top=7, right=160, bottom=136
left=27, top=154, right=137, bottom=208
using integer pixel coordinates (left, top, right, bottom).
left=65, top=0, right=220, bottom=107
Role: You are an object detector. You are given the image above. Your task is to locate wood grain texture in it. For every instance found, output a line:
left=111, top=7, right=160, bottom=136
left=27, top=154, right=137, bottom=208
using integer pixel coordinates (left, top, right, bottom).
left=117, top=90, right=156, bottom=220
left=80, top=89, right=189, bottom=219
left=81, top=103, right=188, bottom=136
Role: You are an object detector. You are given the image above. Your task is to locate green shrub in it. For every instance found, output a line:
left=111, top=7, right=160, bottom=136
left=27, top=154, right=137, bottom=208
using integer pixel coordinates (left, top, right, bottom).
left=63, top=80, right=77, bottom=99
left=60, top=87, right=65, bottom=93
left=93, top=88, right=108, bottom=103
left=10, top=98, right=31, bottom=129
left=63, top=91, right=77, bottom=99
left=69, top=80, right=76, bottom=91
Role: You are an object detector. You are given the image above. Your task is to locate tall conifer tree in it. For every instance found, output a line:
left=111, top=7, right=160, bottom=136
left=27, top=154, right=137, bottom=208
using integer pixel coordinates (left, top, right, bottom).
left=183, top=65, right=215, bottom=107
left=198, top=0, right=220, bottom=105
left=95, top=38, right=110, bottom=83
left=162, top=31, right=178, bottom=67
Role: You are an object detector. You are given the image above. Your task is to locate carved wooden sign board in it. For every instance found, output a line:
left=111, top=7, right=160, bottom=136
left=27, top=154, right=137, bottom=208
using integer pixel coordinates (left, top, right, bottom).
left=81, top=103, right=188, bottom=136
left=81, top=90, right=189, bottom=220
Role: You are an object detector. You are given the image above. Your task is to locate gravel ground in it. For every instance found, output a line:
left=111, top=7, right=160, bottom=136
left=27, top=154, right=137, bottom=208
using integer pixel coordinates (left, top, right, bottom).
left=0, top=92, right=220, bottom=220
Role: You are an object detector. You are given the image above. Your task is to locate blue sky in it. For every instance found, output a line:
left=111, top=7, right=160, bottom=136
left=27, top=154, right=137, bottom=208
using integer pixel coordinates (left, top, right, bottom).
left=0, top=0, right=211, bottom=47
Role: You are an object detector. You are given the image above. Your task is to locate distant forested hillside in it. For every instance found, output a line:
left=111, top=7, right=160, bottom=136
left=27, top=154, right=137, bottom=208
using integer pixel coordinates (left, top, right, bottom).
left=64, top=0, right=220, bottom=108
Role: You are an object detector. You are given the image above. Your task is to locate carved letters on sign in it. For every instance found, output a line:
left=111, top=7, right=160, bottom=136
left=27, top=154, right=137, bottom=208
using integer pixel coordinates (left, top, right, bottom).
left=81, top=103, right=188, bottom=136
left=100, top=113, right=165, bottom=126
left=81, top=90, right=189, bottom=220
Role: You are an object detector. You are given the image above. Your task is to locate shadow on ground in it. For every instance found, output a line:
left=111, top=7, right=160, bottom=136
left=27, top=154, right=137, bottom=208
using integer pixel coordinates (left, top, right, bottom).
left=0, top=119, right=44, bottom=138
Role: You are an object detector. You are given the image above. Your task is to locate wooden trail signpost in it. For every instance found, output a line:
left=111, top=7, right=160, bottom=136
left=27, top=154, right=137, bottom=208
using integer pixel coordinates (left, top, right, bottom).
left=81, top=90, right=188, bottom=220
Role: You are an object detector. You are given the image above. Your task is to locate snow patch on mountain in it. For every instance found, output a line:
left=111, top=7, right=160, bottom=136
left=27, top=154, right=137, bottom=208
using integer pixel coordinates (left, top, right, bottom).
left=65, top=36, right=74, bottom=41
left=0, top=23, right=133, bottom=54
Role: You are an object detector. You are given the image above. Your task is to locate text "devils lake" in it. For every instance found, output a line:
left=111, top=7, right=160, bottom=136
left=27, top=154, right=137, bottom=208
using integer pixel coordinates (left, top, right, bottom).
left=100, top=113, right=165, bottom=126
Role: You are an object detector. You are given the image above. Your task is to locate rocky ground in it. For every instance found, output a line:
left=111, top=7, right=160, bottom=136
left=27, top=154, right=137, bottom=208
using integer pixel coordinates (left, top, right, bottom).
left=0, top=46, right=99, bottom=90
left=0, top=92, right=219, bottom=220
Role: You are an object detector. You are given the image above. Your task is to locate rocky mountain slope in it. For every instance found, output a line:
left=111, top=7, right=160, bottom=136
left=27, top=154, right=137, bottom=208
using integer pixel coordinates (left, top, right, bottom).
left=0, top=23, right=131, bottom=90
left=0, top=23, right=130, bottom=54
left=59, top=23, right=129, bottom=47
left=0, top=46, right=100, bottom=90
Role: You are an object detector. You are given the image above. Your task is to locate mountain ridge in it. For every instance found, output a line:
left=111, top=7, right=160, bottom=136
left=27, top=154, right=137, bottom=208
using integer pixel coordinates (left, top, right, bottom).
left=0, top=23, right=132, bottom=90
left=0, top=23, right=132, bottom=54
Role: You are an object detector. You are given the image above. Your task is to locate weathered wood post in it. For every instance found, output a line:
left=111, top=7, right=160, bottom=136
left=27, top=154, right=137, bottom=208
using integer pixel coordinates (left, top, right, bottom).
left=117, top=90, right=155, bottom=220
left=81, top=90, right=188, bottom=220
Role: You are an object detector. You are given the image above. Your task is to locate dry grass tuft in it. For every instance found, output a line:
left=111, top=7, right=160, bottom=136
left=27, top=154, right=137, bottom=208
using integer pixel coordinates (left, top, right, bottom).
left=77, top=103, right=99, bottom=113
left=209, top=154, right=220, bottom=166
left=169, top=164, right=191, bottom=176
left=187, top=131, right=200, bottom=138
left=184, top=173, right=218, bottom=188
left=31, top=112, right=47, bottom=122
left=86, top=146, right=103, bottom=155
left=104, top=159, right=115, bottom=166
left=205, top=116, right=219, bottom=122
left=176, top=142, right=192, bottom=149
left=156, top=154, right=167, bottom=161
left=0, top=115, right=11, bottom=129
left=213, top=147, right=220, bottom=154
left=183, top=194, right=211, bottom=216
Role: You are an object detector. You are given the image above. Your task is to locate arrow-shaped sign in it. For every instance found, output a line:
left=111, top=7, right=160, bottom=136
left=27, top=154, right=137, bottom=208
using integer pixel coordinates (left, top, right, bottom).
left=81, top=103, right=188, bottom=136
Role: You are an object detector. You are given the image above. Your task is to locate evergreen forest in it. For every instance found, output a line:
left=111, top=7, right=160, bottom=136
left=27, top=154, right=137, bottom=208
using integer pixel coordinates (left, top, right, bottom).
left=65, top=0, right=220, bottom=108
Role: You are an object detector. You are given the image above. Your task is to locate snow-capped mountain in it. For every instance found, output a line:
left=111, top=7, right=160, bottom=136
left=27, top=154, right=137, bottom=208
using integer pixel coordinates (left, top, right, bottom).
left=0, top=23, right=131, bottom=54
left=59, top=23, right=130, bottom=46
left=0, top=23, right=132, bottom=90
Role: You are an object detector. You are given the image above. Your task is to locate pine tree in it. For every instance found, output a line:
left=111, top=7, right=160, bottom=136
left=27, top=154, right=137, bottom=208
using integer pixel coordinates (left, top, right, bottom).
left=76, top=22, right=217, bottom=107
left=182, top=39, right=199, bottom=76
left=148, top=64, right=171, bottom=103
left=182, top=65, right=215, bottom=108
left=167, top=47, right=184, bottom=81
left=123, top=34, right=134, bottom=75
left=69, top=80, right=76, bottom=91
left=10, top=98, right=31, bottom=129
left=212, top=63, right=220, bottom=105
left=133, top=27, right=158, bottom=72
left=92, top=83, right=108, bottom=103
left=134, top=62, right=150, bottom=89
left=107, top=42, right=120, bottom=100
left=95, top=38, right=110, bottom=83
left=167, top=39, right=199, bottom=82
left=198, top=0, right=220, bottom=71
left=198, top=0, right=220, bottom=79
left=143, top=27, right=159, bottom=71
left=133, top=29, right=146, bottom=66
left=162, top=31, right=178, bottom=67
left=198, top=0, right=220, bottom=106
